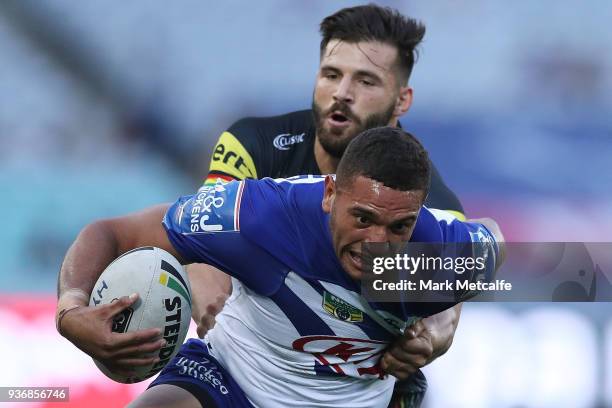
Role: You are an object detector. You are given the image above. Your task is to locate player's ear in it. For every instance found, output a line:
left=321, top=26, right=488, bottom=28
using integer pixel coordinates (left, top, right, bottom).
left=394, top=85, right=413, bottom=117
left=322, top=175, right=336, bottom=214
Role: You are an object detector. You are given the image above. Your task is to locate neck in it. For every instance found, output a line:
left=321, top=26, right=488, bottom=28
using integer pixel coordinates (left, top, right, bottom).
left=314, top=137, right=340, bottom=175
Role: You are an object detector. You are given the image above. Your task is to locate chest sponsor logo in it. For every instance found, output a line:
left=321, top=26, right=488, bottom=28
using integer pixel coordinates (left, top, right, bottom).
left=293, top=335, right=387, bottom=378
left=322, top=291, right=363, bottom=323
left=273, top=133, right=305, bottom=150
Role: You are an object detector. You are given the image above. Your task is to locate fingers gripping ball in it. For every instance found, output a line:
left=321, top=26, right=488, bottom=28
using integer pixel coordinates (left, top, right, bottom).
left=89, top=247, right=192, bottom=383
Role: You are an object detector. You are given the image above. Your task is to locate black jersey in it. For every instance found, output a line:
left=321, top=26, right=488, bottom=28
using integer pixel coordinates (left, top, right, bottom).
left=205, top=109, right=464, bottom=216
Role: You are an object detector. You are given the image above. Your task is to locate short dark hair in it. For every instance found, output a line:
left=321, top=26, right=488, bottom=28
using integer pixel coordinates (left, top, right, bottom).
left=336, top=126, right=431, bottom=196
left=319, top=4, right=426, bottom=84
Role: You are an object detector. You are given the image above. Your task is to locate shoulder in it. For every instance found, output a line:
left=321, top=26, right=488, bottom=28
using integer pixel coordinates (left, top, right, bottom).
left=208, top=110, right=313, bottom=181
left=242, top=175, right=325, bottom=217
left=238, top=176, right=326, bottom=246
left=239, top=176, right=327, bottom=273
left=412, top=206, right=497, bottom=245
left=227, top=109, right=313, bottom=141
left=208, top=110, right=315, bottom=182
left=164, top=181, right=246, bottom=235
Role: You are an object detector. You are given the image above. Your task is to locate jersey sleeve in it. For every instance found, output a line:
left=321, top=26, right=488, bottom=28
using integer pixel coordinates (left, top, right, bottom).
left=414, top=207, right=499, bottom=283
left=205, top=119, right=262, bottom=185
left=162, top=179, right=301, bottom=295
left=392, top=208, right=500, bottom=319
left=424, top=163, right=465, bottom=220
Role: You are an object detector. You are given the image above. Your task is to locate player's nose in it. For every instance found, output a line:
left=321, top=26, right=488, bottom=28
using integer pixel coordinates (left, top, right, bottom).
left=332, top=77, right=354, bottom=104
left=364, top=226, right=390, bottom=243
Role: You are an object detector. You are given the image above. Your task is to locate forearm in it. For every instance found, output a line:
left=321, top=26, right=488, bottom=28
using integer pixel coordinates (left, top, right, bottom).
left=421, top=303, right=462, bottom=363
left=57, top=220, right=120, bottom=309
left=414, top=219, right=500, bottom=364
left=380, top=304, right=462, bottom=379
left=58, top=204, right=173, bottom=309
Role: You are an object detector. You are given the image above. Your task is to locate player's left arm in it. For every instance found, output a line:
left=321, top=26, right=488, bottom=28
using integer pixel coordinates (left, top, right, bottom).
left=381, top=217, right=505, bottom=380
left=380, top=163, right=469, bottom=379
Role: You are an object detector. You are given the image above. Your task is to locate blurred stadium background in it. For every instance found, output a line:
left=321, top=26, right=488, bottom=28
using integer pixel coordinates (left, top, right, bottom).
left=1, top=1, right=611, bottom=407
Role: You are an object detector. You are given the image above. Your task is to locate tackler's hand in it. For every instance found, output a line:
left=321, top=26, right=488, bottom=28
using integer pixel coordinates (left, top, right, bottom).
left=196, top=293, right=229, bottom=338
left=381, top=320, right=433, bottom=380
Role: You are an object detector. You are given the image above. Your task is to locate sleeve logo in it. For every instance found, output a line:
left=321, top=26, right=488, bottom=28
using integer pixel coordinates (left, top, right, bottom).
left=186, top=180, right=244, bottom=233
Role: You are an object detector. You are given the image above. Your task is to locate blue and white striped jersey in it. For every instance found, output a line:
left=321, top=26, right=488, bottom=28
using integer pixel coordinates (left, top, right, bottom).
left=163, top=175, right=496, bottom=408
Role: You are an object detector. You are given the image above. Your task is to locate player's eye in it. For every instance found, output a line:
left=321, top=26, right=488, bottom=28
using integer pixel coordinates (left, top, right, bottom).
left=359, top=79, right=374, bottom=86
left=390, top=223, right=409, bottom=235
left=356, top=215, right=371, bottom=226
left=325, top=73, right=338, bottom=80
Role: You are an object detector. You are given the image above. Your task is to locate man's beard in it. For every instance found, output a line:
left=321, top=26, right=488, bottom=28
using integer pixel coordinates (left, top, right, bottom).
left=312, top=98, right=396, bottom=159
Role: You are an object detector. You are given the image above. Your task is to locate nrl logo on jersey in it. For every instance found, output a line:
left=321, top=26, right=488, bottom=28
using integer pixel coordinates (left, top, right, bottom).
left=322, top=291, right=363, bottom=323
left=273, top=133, right=305, bottom=150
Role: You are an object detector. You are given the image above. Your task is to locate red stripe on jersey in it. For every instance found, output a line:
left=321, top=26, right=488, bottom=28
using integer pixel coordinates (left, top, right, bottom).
left=205, top=172, right=237, bottom=185
left=234, top=181, right=245, bottom=230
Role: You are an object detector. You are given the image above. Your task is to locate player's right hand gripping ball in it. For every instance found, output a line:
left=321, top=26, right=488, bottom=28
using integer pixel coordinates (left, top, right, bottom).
left=89, top=247, right=192, bottom=383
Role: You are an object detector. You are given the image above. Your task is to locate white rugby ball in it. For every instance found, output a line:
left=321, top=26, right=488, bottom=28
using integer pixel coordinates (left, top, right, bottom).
left=89, top=246, right=192, bottom=383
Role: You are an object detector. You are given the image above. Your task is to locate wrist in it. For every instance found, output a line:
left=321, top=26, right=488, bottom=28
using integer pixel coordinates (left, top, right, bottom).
left=422, top=309, right=458, bottom=360
left=56, top=305, right=82, bottom=336
left=57, top=288, right=89, bottom=307
left=56, top=288, right=89, bottom=335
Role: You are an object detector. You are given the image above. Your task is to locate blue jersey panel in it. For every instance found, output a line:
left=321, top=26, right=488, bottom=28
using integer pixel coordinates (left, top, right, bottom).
left=163, top=181, right=289, bottom=295
left=238, top=177, right=309, bottom=274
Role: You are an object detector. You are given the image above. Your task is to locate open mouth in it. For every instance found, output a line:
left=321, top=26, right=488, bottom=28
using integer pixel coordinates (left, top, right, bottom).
left=331, top=112, right=348, bottom=122
left=348, top=249, right=363, bottom=268
left=328, top=111, right=351, bottom=126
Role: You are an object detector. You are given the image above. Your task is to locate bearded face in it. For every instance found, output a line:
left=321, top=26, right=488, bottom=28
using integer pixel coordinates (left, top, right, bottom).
left=312, top=40, right=408, bottom=159
left=312, top=98, right=396, bottom=158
